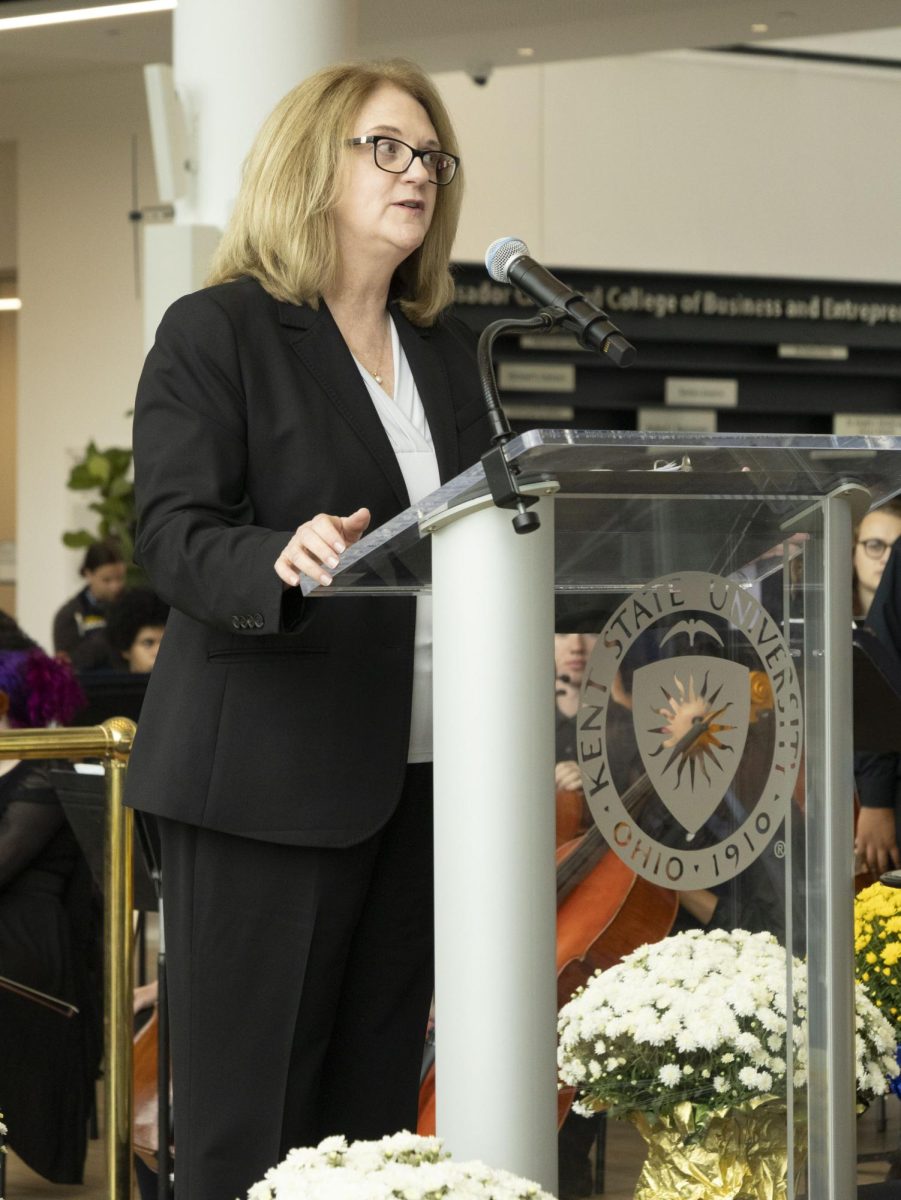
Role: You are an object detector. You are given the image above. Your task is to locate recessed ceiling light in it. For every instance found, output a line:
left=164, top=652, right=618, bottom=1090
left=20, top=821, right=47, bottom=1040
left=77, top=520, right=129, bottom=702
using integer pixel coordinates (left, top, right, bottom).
left=0, top=299, right=22, bottom=312
left=517, top=47, right=535, bottom=57
left=0, top=1, right=175, bottom=33
left=751, top=21, right=769, bottom=33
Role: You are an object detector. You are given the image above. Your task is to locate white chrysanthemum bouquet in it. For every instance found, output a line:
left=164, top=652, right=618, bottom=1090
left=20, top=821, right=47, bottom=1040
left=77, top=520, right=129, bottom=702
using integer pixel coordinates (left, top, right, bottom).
left=245, top=1131, right=558, bottom=1200
left=558, top=927, right=898, bottom=1125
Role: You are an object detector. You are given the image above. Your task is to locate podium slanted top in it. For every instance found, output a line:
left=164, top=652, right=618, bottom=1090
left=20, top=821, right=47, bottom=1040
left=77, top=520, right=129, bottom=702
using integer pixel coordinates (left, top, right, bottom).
left=304, top=428, right=901, bottom=597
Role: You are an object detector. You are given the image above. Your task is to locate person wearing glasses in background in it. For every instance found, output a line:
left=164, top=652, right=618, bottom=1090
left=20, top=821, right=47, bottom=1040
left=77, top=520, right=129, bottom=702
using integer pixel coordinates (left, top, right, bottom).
left=853, top=499, right=901, bottom=876
left=127, top=60, right=490, bottom=1200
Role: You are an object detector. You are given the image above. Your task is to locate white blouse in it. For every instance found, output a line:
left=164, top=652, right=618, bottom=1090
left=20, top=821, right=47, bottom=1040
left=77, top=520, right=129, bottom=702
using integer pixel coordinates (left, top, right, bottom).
left=352, top=316, right=440, bottom=763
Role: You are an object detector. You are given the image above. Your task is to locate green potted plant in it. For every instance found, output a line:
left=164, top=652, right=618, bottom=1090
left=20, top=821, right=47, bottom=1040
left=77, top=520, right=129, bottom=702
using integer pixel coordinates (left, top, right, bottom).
left=62, top=440, right=142, bottom=583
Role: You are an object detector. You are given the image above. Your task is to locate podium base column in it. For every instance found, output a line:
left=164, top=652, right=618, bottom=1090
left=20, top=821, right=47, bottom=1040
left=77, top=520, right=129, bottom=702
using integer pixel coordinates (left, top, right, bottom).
left=429, top=493, right=558, bottom=1193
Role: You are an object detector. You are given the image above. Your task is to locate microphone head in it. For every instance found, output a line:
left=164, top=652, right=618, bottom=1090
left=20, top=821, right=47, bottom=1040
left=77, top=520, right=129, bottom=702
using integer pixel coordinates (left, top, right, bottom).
left=485, top=236, right=529, bottom=284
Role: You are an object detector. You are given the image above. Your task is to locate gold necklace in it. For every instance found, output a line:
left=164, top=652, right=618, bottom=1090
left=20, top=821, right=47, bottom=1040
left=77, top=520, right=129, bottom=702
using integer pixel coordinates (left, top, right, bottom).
left=359, top=316, right=390, bottom=385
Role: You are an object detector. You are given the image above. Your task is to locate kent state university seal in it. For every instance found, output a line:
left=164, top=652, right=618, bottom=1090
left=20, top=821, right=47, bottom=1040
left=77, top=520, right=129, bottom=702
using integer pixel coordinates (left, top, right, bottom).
left=576, top=571, right=802, bottom=890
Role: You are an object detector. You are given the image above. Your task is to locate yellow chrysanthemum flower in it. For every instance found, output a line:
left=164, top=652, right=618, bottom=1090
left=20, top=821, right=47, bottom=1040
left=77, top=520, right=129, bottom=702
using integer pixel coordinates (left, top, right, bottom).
left=855, top=883, right=901, bottom=1038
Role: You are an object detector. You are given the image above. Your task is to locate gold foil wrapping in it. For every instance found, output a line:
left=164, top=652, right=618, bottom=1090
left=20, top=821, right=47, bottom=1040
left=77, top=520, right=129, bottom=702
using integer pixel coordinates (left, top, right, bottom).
left=628, top=1099, right=806, bottom=1200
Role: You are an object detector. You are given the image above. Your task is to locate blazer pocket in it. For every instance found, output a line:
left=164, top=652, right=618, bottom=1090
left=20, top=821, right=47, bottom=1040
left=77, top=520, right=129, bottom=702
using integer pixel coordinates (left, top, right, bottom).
left=207, top=645, right=327, bottom=663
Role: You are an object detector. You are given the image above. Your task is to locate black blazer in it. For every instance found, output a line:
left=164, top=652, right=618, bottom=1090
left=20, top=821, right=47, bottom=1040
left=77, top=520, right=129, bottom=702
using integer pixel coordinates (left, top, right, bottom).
left=126, top=277, right=491, bottom=845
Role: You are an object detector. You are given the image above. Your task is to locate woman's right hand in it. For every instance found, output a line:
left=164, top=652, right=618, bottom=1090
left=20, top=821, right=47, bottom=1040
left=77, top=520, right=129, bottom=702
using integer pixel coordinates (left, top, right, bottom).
left=275, top=508, right=371, bottom=588
left=855, top=805, right=901, bottom=875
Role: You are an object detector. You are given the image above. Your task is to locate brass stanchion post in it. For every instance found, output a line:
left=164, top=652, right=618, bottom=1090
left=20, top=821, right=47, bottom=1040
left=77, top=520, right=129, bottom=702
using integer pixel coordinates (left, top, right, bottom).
left=0, top=717, right=137, bottom=1200
left=105, top=752, right=134, bottom=1200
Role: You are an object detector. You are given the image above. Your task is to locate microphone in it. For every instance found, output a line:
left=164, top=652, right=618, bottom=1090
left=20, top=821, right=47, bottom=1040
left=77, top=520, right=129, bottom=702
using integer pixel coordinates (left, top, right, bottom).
left=485, top=236, right=636, bottom=367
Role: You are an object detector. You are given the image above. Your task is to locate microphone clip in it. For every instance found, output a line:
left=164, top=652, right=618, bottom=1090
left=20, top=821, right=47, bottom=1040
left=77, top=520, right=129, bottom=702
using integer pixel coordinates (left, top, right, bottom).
left=541, top=301, right=636, bottom=368
left=477, top=310, right=557, bottom=535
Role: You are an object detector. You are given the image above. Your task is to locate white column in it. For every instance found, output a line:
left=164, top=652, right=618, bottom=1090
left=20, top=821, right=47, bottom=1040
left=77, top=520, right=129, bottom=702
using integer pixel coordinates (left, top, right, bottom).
left=430, top=493, right=558, bottom=1192
left=143, top=1, right=353, bottom=339
left=173, top=0, right=354, bottom=229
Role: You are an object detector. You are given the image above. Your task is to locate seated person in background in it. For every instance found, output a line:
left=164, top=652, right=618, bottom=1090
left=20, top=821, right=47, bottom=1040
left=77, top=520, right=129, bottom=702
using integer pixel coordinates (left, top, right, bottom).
left=554, top=631, right=634, bottom=842
left=53, top=538, right=126, bottom=671
left=554, top=632, right=596, bottom=798
left=105, top=587, right=169, bottom=674
left=852, top=500, right=901, bottom=875
left=68, top=587, right=168, bottom=726
left=0, top=619, right=102, bottom=1185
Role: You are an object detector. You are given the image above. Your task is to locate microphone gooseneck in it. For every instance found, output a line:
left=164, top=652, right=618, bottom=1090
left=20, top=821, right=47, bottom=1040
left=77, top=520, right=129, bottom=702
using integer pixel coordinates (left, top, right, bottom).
left=485, top=236, right=636, bottom=367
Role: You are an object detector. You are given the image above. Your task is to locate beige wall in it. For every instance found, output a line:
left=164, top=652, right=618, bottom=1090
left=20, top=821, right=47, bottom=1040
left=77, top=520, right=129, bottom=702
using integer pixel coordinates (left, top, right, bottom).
left=0, top=141, right=16, bottom=273
left=437, top=52, right=901, bottom=280
left=0, top=68, right=155, bottom=648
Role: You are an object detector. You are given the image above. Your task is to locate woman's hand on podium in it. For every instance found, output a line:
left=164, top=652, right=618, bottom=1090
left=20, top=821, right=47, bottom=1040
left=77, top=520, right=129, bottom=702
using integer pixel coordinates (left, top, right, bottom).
left=276, top=508, right=371, bottom=588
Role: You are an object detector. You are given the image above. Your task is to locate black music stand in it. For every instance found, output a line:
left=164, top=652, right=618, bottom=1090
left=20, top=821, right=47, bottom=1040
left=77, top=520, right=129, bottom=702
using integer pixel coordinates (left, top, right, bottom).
left=72, top=670, right=149, bottom=728
left=50, top=768, right=157, bottom=913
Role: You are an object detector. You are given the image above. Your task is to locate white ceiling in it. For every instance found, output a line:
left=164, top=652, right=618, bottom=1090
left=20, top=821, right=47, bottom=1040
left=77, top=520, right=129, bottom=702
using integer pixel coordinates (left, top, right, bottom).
left=0, top=0, right=901, bottom=81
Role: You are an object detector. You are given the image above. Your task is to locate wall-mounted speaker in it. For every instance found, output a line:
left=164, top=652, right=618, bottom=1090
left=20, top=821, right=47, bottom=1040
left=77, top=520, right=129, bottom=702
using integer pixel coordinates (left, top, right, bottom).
left=143, top=63, right=189, bottom=204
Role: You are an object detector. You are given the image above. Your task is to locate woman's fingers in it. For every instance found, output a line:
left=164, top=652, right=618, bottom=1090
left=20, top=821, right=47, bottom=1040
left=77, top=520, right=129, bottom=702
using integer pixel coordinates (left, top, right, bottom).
left=275, top=510, right=371, bottom=588
left=338, top=507, right=371, bottom=546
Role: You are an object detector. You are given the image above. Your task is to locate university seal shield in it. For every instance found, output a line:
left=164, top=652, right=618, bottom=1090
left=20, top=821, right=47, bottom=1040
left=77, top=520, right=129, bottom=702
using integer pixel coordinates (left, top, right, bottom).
left=632, top=654, right=750, bottom=836
left=576, top=571, right=803, bottom=890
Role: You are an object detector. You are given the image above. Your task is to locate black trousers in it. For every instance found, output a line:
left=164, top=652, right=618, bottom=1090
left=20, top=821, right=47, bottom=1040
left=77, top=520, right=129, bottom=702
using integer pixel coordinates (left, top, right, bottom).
left=157, top=764, right=434, bottom=1200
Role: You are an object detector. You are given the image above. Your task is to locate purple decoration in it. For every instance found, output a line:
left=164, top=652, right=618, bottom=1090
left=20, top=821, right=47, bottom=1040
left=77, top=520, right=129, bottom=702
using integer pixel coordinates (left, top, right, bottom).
left=0, top=648, right=86, bottom=728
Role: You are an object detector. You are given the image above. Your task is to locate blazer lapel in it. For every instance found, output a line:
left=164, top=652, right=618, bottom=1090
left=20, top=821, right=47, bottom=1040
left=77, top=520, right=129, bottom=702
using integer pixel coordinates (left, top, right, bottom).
left=392, top=305, right=459, bottom=484
left=278, top=299, right=409, bottom=509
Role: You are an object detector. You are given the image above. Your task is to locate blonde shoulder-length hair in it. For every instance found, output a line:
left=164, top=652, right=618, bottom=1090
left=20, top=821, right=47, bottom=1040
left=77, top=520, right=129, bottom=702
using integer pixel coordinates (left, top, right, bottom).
left=207, top=59, right=463, bottom=326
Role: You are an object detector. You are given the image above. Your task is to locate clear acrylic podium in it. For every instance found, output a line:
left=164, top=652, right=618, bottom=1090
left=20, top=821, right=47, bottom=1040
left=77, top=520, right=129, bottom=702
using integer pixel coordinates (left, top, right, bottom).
left=306, top=430, right=901, bottom=1199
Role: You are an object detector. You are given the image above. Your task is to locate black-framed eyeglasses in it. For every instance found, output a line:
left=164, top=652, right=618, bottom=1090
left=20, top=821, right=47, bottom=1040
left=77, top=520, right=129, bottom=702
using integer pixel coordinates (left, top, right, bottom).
left=857, top=537, right=897, bottom=559
left=345, top=136, right=459, bottom=185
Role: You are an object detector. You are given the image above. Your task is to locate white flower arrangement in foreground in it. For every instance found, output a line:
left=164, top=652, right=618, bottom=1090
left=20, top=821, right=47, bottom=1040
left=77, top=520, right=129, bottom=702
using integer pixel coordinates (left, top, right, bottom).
left=558, top=927, right=898, bottom=1124
left=245, top=1131, right=557, bottom=1200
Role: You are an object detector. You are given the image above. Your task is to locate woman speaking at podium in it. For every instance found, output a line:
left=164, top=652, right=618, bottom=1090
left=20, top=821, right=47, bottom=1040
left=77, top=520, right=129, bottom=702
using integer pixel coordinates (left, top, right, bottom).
left=128, top=59, right=489, bottom=1200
